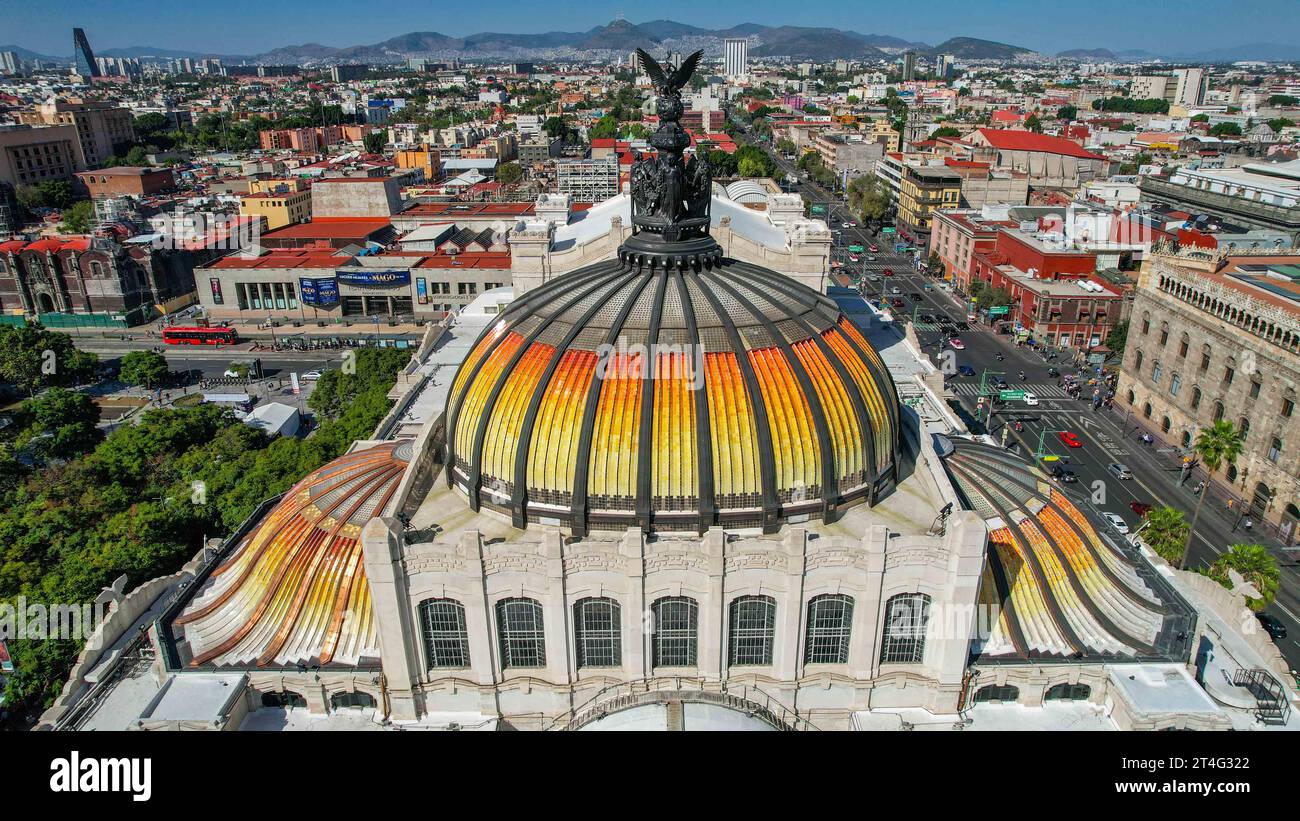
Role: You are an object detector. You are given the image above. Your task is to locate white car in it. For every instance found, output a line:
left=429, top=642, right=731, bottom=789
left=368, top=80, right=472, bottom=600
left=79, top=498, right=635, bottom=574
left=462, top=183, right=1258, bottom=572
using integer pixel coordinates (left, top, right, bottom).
left=1102, top=512, right=1130, bottom=534
left=1021, top=392, right=1039, bottom=406
left=300, top=370, right=323, bottom=381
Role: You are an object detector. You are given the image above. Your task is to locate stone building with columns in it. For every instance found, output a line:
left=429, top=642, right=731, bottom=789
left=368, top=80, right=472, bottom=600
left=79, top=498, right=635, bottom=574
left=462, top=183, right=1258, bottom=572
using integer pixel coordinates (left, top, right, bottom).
left=1115, top=246, right=1300, bottom=542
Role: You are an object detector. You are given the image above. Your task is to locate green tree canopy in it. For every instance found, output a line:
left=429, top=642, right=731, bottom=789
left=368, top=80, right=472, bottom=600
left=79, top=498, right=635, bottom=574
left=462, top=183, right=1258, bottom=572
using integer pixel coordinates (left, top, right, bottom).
left=120, top=350, right=171, bottom=389
left=16, top=387, right=103, bottom=460
left=0, top=325, right=99, bottom=396
left=1209, top=122, right=1243, bottom=137
left=1205, top=544, right=1280, bottom=611
left=1141, top=506, right=1190, bottom=566
left=497, top=161, right=523, bottom=185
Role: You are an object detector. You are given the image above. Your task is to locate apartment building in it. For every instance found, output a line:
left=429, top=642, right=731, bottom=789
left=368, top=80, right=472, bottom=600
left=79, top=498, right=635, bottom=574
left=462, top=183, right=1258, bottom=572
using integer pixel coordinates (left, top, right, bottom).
left=0, top=124, right=83, bottom=188
left=18, top=99, right=136, bottom=168
left=556, top=154, right=620, bottom=202
left=896, top=164, right=961, bottom=243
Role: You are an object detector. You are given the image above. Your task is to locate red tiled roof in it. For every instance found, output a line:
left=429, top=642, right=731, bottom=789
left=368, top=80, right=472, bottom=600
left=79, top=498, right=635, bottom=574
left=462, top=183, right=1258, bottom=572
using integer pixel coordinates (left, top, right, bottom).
left=975, top=128, right=1106, bottom=160
left=261, top=217, right=391, bottom=239
left=415, top=251, right=511, bottom=269
left=206, top=248, right=351, bottom=269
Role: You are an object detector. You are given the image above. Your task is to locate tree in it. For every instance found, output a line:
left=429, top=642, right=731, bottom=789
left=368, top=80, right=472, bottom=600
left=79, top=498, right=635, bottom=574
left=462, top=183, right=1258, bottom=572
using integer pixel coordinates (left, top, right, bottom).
left=120, top=350, right=170, bottom=389
left=927, top=251, right=944, bottom=278
left=1205, top=544, right=1280, bottom=611
left=1190, top=114, right=1210, bottom=123
left=1057, top=104, right=1078, bottom=122
left=1183, top=420, right=1245, bottom=568
left=1209, top=122, right=1242, bottom=137
left=17, top=179, right=75, bottom=212
left=588, top=114, right=618, bottom=140
left=362, top=131, right=387, bottom=154
left=59, top=201, right=96, bottom=234
left=775, top=137, right=797, bottom=155
left=497, top=161, right=523, bottom=185
left=733, top=145, right=775, bottom=179
left=848, top=174, right=892, bottom=224
left=1267, top=94, right=1298, bottom=107
left=1092, top=96, right=1170, bottom=114
left=1105, top=319, right=1129, bottom=355
left=1141, top=506, right=1190, bottom=566
left=1266, top=117, right=1294, bottom=133
left=18, top=386, right=103, bottom=459
left=543, top=115, right=568, bottom=139
left=0, top=325, right=99, bottom=396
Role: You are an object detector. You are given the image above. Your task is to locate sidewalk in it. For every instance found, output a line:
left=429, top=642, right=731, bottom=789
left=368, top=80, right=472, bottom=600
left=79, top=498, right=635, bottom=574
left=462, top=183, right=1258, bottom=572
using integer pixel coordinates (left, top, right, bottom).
left=62, top=314, right=438, bottom=343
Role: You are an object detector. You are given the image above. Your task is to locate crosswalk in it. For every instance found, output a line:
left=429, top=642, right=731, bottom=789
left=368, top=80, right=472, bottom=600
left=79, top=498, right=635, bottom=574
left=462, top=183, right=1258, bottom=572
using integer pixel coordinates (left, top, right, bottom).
left=948, top=381, right=1079, bottom=400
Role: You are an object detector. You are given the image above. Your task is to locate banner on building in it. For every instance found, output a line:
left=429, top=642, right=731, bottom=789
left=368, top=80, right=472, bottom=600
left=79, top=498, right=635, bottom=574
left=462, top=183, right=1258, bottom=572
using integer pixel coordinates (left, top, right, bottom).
left=416, top=277, right=428, bottom=305
left=299, top=276, right=339, bottom=307
left=335, top=269, right=411, bottom=287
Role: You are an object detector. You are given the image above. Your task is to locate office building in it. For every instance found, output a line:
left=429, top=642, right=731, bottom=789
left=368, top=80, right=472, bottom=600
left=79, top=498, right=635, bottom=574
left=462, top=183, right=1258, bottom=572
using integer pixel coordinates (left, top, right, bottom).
left=1173, top=68, right=1208, bottom=108
left=902, top=51, right=917, bottom=81
left=0, top=124, right=84, bottom=188
left=18, top=99, right=137, bottom=168
left=937, top=54, right=955, bottom=79
left=72, top=27, right=99, bottom=78
left=724, top=38, right=748, bottom=79
left=1131, top=75, right=1173, bottom=102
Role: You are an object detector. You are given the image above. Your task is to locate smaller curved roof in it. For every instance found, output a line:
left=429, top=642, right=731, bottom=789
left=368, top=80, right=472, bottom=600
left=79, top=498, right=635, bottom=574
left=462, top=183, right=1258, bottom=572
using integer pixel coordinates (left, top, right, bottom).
left=725, top=179, right=769, bottom=204
left=172, top=441, right=411, bottom=669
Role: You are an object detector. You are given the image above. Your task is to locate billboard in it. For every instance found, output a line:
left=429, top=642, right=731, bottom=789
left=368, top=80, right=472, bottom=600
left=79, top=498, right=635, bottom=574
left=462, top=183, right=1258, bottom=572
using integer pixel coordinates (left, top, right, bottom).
left=299, top=276, right=339, bottom=307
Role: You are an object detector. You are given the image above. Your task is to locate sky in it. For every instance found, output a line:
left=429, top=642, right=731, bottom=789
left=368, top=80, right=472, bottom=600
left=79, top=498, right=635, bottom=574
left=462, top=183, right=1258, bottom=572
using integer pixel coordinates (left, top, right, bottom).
left=4, top=0, right=1299, bottom=56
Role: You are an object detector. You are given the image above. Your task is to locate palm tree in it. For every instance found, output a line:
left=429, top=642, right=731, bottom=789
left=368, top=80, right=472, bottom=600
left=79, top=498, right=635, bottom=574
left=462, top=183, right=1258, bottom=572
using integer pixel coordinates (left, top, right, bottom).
left=1142, top=506, right=1190, bottom=566
left=1205, top=543, right=1280, bottom=611
left=1182, top=419, right=1245, bottom=569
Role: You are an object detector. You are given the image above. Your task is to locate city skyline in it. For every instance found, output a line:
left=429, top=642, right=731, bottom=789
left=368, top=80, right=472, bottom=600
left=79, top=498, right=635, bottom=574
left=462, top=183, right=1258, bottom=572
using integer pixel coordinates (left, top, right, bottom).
left=5, top=0, right=1300, bottom=59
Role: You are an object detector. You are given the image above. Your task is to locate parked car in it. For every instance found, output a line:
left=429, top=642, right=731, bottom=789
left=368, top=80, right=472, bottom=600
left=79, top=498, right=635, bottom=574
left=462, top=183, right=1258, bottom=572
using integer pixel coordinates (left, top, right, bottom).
left=1256, top=613, right=1288, bottom=641
left=1129, top=501, right=1153, bottom=517
left=1108, top=462, right=1134, bottom=480
left=300, top=370, right=323, bottom=381
left=1102, top=512, right=1130, bottom=534
left=1057, top=431, right=1083, bottom=448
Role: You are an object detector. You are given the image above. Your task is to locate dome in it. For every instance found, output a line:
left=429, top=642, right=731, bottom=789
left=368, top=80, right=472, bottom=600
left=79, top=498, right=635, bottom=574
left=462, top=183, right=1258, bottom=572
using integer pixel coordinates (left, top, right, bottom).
left=444, top=259, right=900, bottom=535
left=171, top=440, right=412, bottom=668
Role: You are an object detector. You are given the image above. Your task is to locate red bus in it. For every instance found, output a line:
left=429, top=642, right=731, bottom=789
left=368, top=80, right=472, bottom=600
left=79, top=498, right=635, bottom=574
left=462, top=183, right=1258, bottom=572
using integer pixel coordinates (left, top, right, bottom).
left=162, top=326, right=239, bottom=345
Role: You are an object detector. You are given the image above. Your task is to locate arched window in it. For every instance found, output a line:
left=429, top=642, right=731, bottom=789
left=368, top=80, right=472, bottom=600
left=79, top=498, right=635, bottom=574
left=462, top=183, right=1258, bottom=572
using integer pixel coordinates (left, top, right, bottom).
left=1178, top=334, right=1189, bottom=358
left=496, top=597, right=546, bottom=669
left=419, top=598, right=469, bottom=669
left=1161, top=416, right=1171, bottom=433
left=1143, top=402, right=1152, bottom=419
left=1212, top=401, right=1224, bottom=422
left=651, top=596, right=698, bottom=668
left=1239, top=418, right=1250, bottom=441
left=1268, top=438, right=1282, bottom=463
left=1200, top=344, right=1212, bottom=372
left=1134, top=350, right=1144, bottom=371
left=330, top=691, right=377, bottom=710
left=573, top=597, right=621, bottom=668
left=90, top=261, right=103, bottom=278
left=881, top=593, right=930, bottom=664
left=973, top=684, right=1020, bottom=703
left=728, top=595, right=776, bottom=666
left=1181, top=430, right=1192, bottom=447
left=804, top=594, right=854, bottom=664
left=1191, top=387, right=1202, bottom=410
left=1045, top=682, right=1091, bottom=701
left=1227, top=464, right=1238, bottom=483
left=1126, top=389, right=1136, bottom=405
left=1141, top=312, right=1150, bottom=334
left=1158, top=323, right=1169, bottom=346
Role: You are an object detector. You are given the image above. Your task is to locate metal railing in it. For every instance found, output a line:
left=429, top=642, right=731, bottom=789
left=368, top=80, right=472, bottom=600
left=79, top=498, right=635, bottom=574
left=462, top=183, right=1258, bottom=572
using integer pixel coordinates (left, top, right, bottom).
left=546, top=677, right=817, bottom=731
left=1232, top=667, right=1292, bottom=725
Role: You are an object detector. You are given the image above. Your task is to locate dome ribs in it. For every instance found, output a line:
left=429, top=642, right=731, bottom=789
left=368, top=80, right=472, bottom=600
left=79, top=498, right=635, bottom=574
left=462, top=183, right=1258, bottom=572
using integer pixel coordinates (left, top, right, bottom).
left=570, top=271, right=658, bottom=536
left=465, top=266, right=629, bottom=514
left=700, top=269, right=839, bottom=523
left=634, top=269, right=671, bottom=531
left=508, top=266, right=643, bottom=527
left=689, top=274, right=781, bottom=532
left=445, top=263, right=613, bottom=485
left=672, top=269, right=714, bottom=533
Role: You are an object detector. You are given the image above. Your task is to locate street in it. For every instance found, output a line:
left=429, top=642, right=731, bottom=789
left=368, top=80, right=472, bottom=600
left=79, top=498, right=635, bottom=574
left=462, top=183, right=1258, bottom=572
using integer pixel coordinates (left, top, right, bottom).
left=735, top=117, right=1300, bottom=672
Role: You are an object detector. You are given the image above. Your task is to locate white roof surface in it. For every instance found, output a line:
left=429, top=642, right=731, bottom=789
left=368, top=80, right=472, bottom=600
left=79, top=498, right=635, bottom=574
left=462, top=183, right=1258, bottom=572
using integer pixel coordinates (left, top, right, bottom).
left=550, top=194, right=789, bottom=252
left=138, top=673, right=247, bottom=723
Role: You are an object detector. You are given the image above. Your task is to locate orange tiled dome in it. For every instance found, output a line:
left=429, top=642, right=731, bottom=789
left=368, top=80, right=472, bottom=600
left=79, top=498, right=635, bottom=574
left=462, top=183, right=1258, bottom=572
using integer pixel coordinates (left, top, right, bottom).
left=444, top=260, right=900, bottom=535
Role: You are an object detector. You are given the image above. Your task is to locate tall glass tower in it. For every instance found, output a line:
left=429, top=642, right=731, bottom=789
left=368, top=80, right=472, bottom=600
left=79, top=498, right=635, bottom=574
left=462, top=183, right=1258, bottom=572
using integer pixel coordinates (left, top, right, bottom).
left=73, top=28, right=100, bottom=78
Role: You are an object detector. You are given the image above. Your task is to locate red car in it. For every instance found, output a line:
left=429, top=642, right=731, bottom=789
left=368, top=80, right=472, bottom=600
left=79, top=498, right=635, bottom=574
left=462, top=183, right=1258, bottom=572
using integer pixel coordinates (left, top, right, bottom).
left=1130, top=502, right=1153, bottom=517
left=868, top=244, right=879, bottom=252
left=883, top=268, right=894, bottom=276
left=1057, top=431, right=1083, bottom=448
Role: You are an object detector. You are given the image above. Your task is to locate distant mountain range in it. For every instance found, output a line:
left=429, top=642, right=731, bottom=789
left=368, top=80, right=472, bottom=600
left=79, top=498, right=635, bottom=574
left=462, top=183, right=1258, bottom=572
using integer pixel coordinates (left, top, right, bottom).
left=7, top=20, right=1300, bottom=67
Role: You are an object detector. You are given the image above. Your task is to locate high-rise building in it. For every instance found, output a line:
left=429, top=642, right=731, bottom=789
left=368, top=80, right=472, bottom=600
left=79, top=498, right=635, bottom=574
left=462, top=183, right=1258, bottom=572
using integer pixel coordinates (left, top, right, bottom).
left=0, top=51, right=20, bottom=75
left=18, top=99, right=137, bottom=168
left=724, top=38, right=748, bottom=80
left=937, top=54, right=955, bottom=79
left=1173, top=68, right=1208, bottom=107
left=902, top=51, right=917, bottom=81
left=73, top=27, right=100, bottom=78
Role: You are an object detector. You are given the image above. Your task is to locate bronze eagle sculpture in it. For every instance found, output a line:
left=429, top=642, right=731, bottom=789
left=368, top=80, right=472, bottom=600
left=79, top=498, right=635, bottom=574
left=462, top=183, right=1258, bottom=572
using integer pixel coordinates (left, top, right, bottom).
left=635, top=48, right=703, bottom=99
